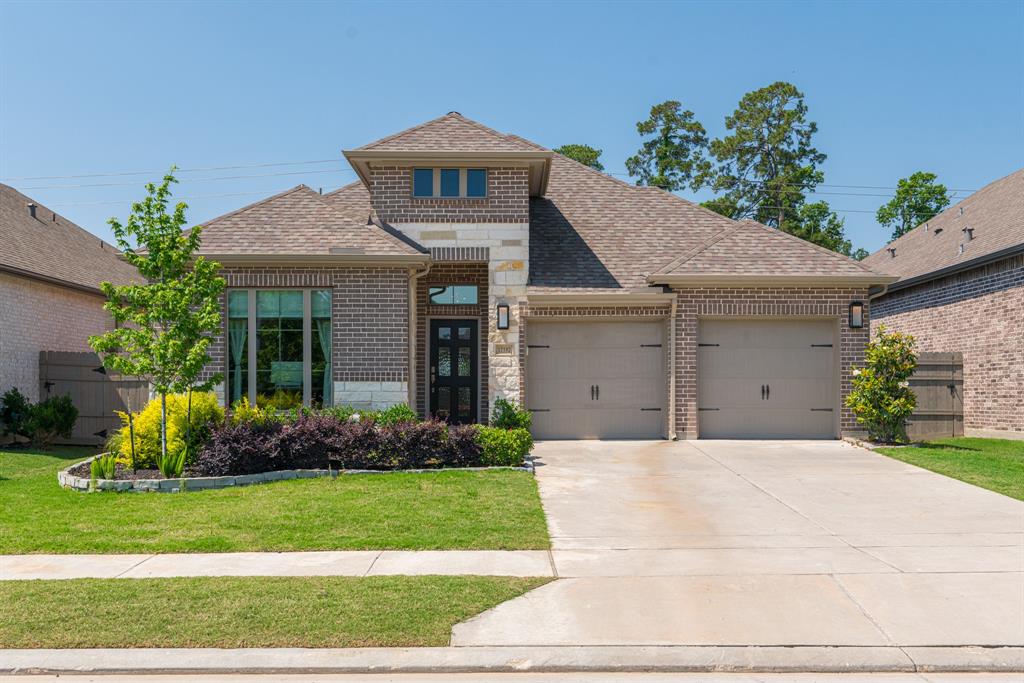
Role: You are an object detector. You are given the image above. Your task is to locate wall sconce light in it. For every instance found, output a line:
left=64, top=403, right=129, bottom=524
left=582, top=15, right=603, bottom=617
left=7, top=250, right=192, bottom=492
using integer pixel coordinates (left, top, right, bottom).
left=496, top=303, right=510, bottom=330
left=849, top=301, right=864, bottom=329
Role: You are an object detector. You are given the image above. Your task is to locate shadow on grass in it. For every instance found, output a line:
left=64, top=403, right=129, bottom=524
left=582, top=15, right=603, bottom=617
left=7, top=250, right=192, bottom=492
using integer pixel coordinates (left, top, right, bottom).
left=910, top=442, right=984, bottom=453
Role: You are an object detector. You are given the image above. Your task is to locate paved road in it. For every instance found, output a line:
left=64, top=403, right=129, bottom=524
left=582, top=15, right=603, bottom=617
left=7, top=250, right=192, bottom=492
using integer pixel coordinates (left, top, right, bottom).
left=454, top=440, right=1024, bottom=647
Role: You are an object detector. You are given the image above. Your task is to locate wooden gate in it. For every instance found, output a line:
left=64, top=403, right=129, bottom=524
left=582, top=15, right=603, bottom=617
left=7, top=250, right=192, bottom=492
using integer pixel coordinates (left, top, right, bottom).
left=905, top=352, right=964, bottom=441
left=38, top=351, right=149, bottom=446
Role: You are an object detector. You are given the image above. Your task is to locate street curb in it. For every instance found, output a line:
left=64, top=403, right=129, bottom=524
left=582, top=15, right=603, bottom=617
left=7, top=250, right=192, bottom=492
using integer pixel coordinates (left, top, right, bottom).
left=2, top=645, right=1021, bottom=674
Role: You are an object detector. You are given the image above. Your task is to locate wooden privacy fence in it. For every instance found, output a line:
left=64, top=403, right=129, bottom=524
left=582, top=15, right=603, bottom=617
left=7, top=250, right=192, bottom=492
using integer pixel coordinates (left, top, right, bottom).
left=38, top=351, right=149, bottom=446
left=905, top=352, right=964, bottom=441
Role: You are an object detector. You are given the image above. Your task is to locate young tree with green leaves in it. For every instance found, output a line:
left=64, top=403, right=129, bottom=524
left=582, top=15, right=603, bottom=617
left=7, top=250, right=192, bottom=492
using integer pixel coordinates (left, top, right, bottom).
left=626, top=101, right=711, bottom=191
left=876, top=171, right=951, bottom=240
left=706, top=81, right=826, bottom=229
left=553, top=144, right=605, bottom=171
left=89, top=169, right=225, bottom=466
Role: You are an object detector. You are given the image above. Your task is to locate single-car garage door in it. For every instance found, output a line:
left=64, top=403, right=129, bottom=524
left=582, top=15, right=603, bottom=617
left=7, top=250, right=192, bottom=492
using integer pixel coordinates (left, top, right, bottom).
left=526, top=320, right=666, bottom=439
left=698, top=319, right=837, bottom=439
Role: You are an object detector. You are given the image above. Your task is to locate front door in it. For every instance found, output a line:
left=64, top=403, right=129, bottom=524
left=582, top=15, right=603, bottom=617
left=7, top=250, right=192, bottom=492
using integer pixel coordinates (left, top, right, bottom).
left=430, top=319, right=478, bottom=424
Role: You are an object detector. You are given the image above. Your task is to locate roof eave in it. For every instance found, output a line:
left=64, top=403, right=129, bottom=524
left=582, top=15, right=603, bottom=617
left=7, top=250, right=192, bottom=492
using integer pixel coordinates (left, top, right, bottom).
left=0, top=263, right=106, bottom=296
left=646, top=273, right=899, bottom=287
left=197, top=253, right=430, bottom=266
left=527, top=290, right=676, bottom=306
left=883, top=242, right=1024, bottom=293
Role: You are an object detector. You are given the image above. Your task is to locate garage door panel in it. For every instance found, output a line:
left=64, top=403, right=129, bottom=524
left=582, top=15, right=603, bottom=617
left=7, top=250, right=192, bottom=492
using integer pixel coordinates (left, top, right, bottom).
left=526, top=321, right=666, bottom=440
left=531, top=407, right=664, bottom=440
left=698, top=319, right=837, bottom=439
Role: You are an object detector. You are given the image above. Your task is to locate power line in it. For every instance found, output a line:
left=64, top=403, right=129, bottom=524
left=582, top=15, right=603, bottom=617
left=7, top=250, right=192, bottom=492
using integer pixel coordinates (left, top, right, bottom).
left=19, top=167, right=356, bottom=191
left=0, top=159, right=342, bottom=182
left=45, top=186, right=346, bottom=208
left=603, top=171, right=978, bottom=193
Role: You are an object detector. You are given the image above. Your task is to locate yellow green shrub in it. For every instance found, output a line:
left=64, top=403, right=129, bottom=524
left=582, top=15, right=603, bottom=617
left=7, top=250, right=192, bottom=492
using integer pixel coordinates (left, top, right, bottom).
left=114, top=392, right=224, bottom=469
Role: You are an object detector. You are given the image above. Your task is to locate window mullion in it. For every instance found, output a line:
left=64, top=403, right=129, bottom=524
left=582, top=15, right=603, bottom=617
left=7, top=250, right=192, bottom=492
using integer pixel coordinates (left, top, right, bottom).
left=247, top=289, right=256, bottom=405
left=303, top=289, right=312, bottom=407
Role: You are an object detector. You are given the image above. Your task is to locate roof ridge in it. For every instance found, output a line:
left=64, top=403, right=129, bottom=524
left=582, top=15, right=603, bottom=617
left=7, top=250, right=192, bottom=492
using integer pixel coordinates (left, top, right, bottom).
left=199, top=184, right=312, bottom=227
left=551, top=151, right=648, bottom=191
left=308, top=185, right=425, bottom=254
left=740, top=219, right=881, bottom=275
left=656, top=223, right=743, bottom=273
left=357, top=113, right=458, bottom=150
left=323, top=180, right=364, bottom=197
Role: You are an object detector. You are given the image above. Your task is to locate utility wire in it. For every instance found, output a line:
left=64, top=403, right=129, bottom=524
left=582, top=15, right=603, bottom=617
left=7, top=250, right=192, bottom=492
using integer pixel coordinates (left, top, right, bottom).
left=0, top=159, right=342, bottom=182
left=19, top=167, right=355, bottom=191
left=46, top=187, right=345, bottom=208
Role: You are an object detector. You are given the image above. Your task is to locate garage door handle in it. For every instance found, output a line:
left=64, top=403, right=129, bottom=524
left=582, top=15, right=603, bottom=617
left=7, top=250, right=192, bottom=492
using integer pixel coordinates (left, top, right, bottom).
left=596, top=385, right=600, bottom=401
left=766, top=384, right=770, bottom=400
left=590, top=385, right=595, bottom=401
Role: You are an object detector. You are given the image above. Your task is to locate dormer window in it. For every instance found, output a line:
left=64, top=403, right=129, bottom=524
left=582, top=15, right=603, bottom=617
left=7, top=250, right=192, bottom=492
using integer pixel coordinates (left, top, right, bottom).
left=412, top=168, right=487, bottom=198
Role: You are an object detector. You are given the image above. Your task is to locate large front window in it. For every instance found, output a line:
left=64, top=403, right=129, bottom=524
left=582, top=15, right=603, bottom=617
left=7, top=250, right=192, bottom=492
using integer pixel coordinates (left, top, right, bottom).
left=226, top=289, right=332, bottom=409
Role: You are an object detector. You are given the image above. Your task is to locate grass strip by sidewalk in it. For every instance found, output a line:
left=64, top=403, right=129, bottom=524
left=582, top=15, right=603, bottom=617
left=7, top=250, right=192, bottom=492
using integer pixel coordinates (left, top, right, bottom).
left=0, top=447, right=549, bottom=553
left=0, top=575, right=548, bottom=648
left=875, top=437, right=1024, bottom=501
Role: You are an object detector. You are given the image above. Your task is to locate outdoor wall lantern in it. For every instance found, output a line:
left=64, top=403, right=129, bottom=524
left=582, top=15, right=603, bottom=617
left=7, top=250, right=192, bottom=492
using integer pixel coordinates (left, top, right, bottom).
left=496, top=303, right=510, bottom=330
left=849, top=301, right=865, bottom=329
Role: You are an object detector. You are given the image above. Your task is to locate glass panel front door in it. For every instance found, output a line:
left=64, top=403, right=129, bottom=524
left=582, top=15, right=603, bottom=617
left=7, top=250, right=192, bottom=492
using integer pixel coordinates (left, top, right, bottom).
left=430, top=319, right=478, bottom=424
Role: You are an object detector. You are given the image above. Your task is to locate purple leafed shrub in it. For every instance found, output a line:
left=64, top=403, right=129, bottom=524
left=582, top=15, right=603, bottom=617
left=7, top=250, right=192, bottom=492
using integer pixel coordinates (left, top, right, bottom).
left=195, top=420, right=283, bottom=476
left=375, top=420, right=448, bottom=470
left=446, top=424, right=483, bottom=467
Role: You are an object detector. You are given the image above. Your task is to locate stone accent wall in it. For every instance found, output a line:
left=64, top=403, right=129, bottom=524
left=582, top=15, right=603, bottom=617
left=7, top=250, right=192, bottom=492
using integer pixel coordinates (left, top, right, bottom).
left=415, top=263, right=490, bottom=420
left=872, top=255, right=1024, bottom=434
left=0, top=271, right=112, bottom=403
left=673, top=287, right=870, bottom=439
left=210, top=266, right=410, bottom=410
left=369, top=166, right=529, bottom=224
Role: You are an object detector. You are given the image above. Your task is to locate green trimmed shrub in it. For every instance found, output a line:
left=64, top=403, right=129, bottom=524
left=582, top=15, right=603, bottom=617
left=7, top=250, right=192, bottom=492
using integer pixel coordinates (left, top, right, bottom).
left=845, top=325, right=918, bottom=444
left=0, top=387, right=33, bottom=440
left=490, top=398, right=531, bottom=430
left=476, top=426, right=533, bottom=466
left=28, top=394, right=78, bottom=447
left=370, top=403, right=419, bottom=425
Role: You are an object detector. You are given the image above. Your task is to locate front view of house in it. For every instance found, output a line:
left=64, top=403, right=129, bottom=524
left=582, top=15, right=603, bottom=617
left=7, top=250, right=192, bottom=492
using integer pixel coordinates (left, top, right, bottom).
left=195, top=113, right=895, bottom=440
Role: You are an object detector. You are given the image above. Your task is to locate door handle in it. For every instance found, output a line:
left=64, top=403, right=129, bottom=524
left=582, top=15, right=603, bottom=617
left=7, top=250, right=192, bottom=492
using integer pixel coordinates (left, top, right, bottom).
left=761, top=384, right=765, bottom=400
left=596, top=385, right=599, bottom=401
left=590, top=385, right=595, bottom=400
left=766, top=384, right=770, bottom=400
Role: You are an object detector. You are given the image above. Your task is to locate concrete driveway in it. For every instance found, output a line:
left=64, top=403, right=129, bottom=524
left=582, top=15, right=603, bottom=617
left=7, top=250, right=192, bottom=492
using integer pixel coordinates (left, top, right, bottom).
left=453, top=440, right=1024, bottom=648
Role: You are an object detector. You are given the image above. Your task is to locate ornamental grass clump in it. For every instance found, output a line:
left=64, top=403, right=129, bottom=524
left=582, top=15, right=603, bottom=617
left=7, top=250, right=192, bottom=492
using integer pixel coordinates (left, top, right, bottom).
left=845, top=325, right=918, bottom=444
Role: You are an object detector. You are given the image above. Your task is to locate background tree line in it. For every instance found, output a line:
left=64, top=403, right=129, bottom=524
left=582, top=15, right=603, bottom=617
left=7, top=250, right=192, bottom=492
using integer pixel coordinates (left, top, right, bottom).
left=554, top=82, right=951, bottom=259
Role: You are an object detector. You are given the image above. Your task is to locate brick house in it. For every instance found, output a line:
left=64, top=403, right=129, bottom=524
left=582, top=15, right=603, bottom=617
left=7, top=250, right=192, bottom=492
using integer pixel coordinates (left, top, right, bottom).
left=194, top=113, right=894, bottom=439
left=0, top=184, right=141, bottom=403
left=863, top=169, right=1023, bottom=438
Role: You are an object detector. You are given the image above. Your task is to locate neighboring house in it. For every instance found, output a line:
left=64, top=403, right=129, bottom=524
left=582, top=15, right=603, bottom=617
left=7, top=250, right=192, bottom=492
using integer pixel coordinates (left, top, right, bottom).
left=194, top=112, right=894, bottom=439
left=0, top=184, right=142, bottom=402
left=863, top=169, right=1023, bottom=438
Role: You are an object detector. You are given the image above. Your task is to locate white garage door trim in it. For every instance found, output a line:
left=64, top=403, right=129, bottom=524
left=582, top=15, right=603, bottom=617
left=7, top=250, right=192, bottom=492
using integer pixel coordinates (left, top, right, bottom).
left=526, top=319, right=668, bottom=440
left=697, top=317, right=840, bottom=439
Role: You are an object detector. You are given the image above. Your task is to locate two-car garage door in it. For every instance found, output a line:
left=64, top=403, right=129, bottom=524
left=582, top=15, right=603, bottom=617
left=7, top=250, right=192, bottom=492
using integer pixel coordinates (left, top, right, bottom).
left=698, top=319, right=838, bottom=439
left=526, top=321, right=666, bottom=440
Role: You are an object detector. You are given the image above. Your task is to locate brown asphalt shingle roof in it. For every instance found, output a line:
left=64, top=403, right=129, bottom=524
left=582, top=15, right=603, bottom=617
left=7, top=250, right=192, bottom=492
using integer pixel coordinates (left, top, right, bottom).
left=194, top=185, right=424, bottom=257
left=862, top=168, right=1024, bottom=282
left=357, top=112, right=546, bottom=152
left=0, top=183, right=141, bottom=292
left=528, top=154, right=882, bottom=292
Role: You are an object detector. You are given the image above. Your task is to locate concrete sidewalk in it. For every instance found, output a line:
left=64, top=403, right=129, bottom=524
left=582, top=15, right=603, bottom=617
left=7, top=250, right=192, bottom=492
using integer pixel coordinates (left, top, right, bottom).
left=0, top=550, right=553, bottom=580
left=2, top=645, right=1022, bottom=675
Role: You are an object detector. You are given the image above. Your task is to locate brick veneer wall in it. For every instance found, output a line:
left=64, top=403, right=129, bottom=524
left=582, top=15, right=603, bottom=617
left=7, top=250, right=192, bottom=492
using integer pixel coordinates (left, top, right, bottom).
left=415, top=262, right=489, bottom=420
left=207, top=266, right=410, bottom=403
left=872, top=254, right=1024, bottom=434
left=0, top=272, right=113, bottom=403
left=370, top=166, right=529, bottom=224
left=673, top=287, right=870, bottom=438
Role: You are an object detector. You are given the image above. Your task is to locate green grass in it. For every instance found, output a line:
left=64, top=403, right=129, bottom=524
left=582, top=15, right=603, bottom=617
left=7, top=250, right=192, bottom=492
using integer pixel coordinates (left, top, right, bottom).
left=875, top=437, right=1024, bottom=501
left=0, top=447, right=550, bottom=553
left=0, top=575, right=548, bottom=648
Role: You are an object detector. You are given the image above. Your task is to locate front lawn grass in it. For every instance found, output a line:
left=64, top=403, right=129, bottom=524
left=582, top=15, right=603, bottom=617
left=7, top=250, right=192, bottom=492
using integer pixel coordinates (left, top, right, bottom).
left=0, top=575, right=547, bottom=648
left=875, top=437, right=1024, bottom=501
left=0, top=447, right=549, bottom=553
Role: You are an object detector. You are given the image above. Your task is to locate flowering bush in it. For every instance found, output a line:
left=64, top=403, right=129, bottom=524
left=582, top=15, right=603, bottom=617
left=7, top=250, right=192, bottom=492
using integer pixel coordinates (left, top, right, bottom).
left=112, top=392, right=223, bottom=469
left=845, top=325, right=918, bottom=443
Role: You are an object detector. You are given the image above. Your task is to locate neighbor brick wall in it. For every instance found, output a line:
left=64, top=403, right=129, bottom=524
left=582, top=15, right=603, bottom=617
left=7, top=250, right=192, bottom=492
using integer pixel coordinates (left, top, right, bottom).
left=673, top=287, right=871, bottom=438
left=415, top=262, right=489, bottom=420
left=209, top=266, right=410, bottom=404
left=872, top=254, right=1024, bottom=433
left=370, top=166, right=529, bottom=224
left=0, top=271, right=112, bottom=402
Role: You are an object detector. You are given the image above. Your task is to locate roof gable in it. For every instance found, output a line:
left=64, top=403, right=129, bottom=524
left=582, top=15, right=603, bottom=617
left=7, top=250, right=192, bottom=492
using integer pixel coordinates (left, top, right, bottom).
left=862, top=168, right=1024, bottom=282
left=0, top=183, right=141, bottom=291
left=195, top=185, right=424, bottom=257
left=356, top=112, right=545, bottom=153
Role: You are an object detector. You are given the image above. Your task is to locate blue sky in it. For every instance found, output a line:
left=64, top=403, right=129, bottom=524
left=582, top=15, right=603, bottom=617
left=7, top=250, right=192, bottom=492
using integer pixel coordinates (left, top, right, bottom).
left=1, top=1, right=1021, bottom=253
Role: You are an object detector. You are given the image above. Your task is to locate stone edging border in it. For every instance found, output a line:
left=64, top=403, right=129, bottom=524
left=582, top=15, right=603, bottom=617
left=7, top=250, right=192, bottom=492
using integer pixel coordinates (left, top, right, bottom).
left=58, top=454, right=534, bottom=493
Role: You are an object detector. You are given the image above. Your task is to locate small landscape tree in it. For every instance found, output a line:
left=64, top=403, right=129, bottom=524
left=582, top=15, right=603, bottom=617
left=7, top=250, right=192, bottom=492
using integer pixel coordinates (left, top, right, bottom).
left=845, top=326, right=918, bottom=444
left=89, top=169, right=225, bottom=468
